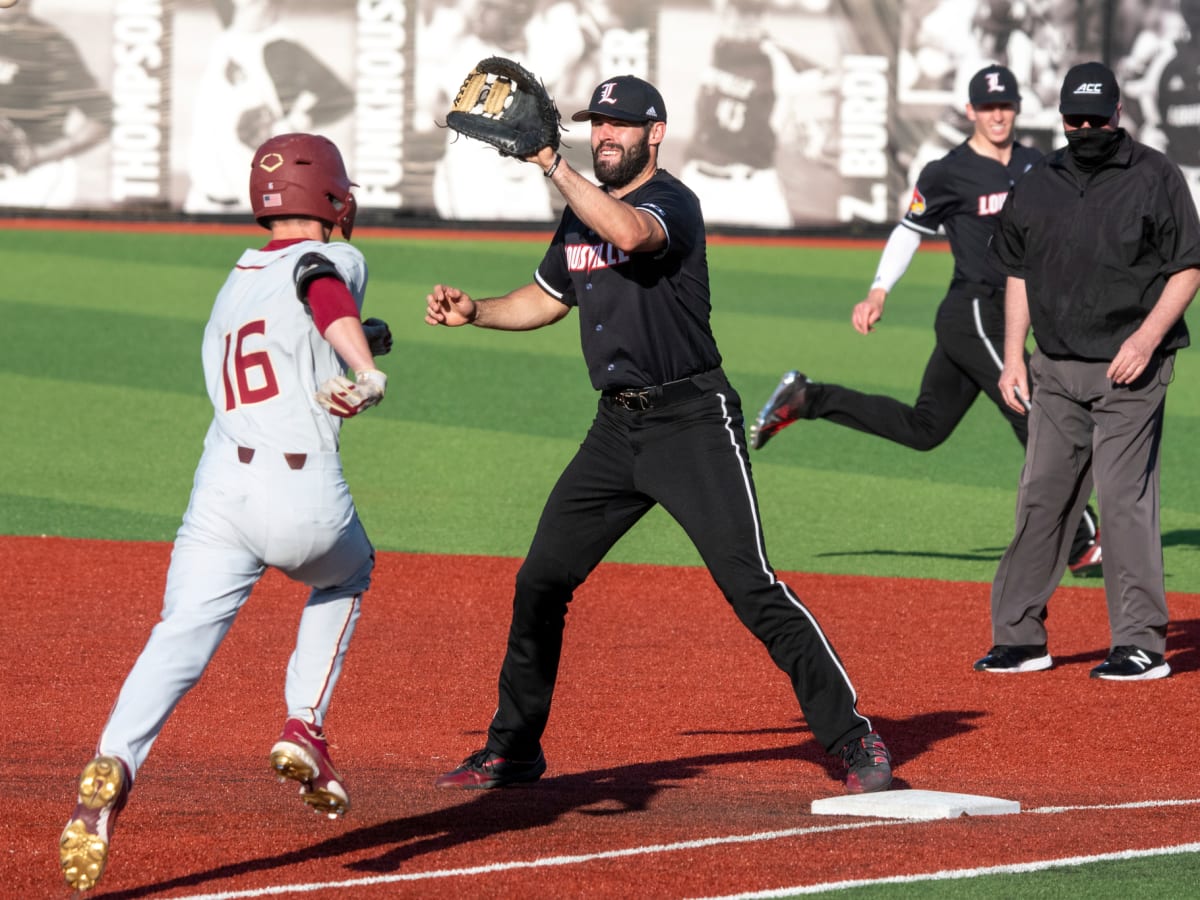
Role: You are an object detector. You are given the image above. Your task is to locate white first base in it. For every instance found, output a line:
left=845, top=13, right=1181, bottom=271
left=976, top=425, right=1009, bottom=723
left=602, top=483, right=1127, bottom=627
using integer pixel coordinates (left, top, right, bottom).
left=811, top=789, right=1020, bottom=820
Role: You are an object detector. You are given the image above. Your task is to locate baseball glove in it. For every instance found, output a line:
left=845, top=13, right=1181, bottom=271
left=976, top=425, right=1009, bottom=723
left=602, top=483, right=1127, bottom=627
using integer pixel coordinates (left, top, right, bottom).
left=445, top=56, right=561, bottom=158
left=0, top=116, right=34, bottom=175
left=362, top=317, right=393, bottom=357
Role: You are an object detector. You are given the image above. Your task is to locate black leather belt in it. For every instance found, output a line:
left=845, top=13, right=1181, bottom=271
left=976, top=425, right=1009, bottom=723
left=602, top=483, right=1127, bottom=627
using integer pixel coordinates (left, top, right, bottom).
left=603, top=375, right=705, bottom=411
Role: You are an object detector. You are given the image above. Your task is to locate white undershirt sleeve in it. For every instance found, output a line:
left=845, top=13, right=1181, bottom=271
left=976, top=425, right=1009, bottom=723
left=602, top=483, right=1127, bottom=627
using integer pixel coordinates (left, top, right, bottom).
left=870, top=224, right=924, bottom=293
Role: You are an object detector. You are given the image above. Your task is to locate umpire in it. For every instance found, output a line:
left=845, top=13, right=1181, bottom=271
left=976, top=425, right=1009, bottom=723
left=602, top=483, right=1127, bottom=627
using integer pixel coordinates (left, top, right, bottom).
left=976, top=62, right=1200, bottom=679
left=425, top=75, right=892, bottom=793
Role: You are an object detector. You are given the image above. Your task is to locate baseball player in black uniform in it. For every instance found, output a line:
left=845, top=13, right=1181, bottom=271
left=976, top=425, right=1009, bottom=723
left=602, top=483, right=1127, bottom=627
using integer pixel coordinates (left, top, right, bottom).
left=976, top=61, right=1200, bottom=679
left=750, top=64, right=1102, bottom=576
left=425, top=75, right=892, bottom=795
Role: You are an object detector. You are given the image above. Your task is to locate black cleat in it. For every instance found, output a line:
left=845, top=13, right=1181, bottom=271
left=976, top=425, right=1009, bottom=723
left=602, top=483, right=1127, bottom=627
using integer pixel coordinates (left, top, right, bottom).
left=434, top=747, right=547, bottom=789
left=840, top=732, right=893, bottom=794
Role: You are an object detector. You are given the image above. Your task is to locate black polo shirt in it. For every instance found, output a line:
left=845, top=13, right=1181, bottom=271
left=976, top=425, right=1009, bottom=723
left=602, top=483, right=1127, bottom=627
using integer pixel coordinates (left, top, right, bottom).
left=534, top=170, right=722, bottom=391
left=990, top=131, right=1200, bottom=360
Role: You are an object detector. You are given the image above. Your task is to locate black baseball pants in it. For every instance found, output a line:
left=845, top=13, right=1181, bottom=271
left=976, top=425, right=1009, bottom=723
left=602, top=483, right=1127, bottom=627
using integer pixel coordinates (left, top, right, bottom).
left=809, top=291, right=1026, bottom=449
left=805, top=291, right=1098, bottom=555
left=486, top=369, right=875, bottom=760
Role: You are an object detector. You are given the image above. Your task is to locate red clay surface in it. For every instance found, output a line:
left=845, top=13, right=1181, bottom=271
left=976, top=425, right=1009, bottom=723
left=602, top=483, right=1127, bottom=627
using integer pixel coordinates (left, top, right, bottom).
left=7, top=535, right=1199, bottom=898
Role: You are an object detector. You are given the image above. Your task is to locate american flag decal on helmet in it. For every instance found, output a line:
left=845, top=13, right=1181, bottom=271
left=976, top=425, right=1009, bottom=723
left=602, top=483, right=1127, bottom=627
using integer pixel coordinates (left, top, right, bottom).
left=261, top=193, right=283, bottom=208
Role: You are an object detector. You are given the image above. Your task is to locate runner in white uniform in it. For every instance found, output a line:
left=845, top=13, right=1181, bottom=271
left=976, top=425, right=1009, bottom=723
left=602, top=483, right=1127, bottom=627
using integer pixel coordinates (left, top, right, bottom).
left=59, top=133, right=390, bottom=894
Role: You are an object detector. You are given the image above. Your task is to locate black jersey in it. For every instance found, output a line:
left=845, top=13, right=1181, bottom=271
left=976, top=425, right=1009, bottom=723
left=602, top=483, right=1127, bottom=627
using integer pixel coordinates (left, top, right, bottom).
left=0, top=13, right=111, bottom=145
left=685, top=36, right=777, bottom=169
left=535, top=170, right=722, bottom=391
left=901, top=141, right=1042, bottom=289
left=1158, top=43, right=1200, bottom=167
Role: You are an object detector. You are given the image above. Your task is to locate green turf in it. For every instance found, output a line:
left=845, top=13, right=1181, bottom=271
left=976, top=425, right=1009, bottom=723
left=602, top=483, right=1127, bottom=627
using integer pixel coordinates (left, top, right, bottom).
left=790, top=848, right=1200, bottom=897
left=7, top=226, right=1200, bottom=589
left=4, top=225, right=1197, bottom=896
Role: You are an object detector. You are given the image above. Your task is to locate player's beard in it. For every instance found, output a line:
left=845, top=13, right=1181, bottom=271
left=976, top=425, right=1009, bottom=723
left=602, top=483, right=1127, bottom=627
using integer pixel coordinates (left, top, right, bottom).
left=593, top=131, right=652, bottom=188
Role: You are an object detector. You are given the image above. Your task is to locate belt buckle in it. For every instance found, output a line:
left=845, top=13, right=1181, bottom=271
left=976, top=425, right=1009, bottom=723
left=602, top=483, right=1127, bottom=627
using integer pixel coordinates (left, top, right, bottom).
left=615, top=389, right=651, bottom=411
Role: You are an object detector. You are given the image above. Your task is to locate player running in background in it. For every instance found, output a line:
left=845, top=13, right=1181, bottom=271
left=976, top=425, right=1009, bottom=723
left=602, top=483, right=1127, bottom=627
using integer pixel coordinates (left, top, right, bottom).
left=59, top=134, right=390, bottom=893
left=750, top=64, right=1102, bottom=577
left=426, top=74, right=892, bottom=798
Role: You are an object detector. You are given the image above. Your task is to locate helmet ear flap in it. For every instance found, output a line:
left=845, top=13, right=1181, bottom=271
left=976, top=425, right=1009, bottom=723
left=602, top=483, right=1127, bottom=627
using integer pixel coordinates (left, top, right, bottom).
left=335, top=190, right=357, bottom=240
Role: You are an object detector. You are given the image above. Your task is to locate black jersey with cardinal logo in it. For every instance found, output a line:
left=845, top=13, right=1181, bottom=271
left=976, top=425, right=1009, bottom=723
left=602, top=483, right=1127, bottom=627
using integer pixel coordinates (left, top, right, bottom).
left=902, top=140, right=1042, bottom=288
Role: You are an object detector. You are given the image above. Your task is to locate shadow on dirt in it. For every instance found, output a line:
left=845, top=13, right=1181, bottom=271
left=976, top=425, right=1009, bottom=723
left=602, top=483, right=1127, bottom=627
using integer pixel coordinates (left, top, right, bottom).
left=98, top=711, right=983, bottom=896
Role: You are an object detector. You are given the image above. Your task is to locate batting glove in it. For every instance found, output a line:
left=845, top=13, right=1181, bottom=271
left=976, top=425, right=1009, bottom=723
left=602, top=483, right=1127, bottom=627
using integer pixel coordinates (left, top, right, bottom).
left=316, top=369, right=387, bottom=418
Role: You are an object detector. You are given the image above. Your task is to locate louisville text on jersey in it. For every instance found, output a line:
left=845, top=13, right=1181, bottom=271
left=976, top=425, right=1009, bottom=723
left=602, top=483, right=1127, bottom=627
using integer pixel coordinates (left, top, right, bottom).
left=976, top=191, right=1009, bottom=216
left=565, top=242, right=630, bottom=272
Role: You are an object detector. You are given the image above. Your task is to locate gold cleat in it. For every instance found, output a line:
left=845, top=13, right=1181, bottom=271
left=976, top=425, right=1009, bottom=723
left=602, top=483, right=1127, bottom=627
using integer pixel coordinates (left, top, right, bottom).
left=270, top=718, right=349, bottom=818
left=60, top=755, right=129, bottom=891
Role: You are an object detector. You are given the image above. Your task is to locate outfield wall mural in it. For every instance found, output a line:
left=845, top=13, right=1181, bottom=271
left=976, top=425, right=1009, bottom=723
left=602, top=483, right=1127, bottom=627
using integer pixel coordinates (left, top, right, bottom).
left=1, top=0, right=1195, bottom=230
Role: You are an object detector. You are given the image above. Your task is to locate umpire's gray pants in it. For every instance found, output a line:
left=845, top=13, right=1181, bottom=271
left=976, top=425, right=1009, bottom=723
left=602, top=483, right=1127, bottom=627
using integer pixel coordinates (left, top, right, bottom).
left=990, top=351, right=1173, bottom=653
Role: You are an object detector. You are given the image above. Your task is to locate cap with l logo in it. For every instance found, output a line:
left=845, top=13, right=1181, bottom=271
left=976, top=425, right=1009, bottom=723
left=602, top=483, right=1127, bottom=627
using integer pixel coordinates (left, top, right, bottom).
left=571, top=75, right=667, bottom=124
left=968, top=64, right=1021, bottom=106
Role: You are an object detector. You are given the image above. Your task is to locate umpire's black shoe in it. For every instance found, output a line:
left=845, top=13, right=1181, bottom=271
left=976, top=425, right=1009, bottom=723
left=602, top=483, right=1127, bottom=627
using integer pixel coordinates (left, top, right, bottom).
left=840, top=732, right=892, bottom=794
left=749, top=370, right=814, bottom=450
left=973, top=644, right=1052, bottom=673
left=434, top=747, right=547, bottom=789
left=1089, top=645, right=1170, bottom=681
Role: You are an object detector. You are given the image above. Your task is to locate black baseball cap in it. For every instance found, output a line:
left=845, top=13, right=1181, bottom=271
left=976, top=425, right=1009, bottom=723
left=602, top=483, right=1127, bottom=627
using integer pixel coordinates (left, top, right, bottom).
left=571, top=75, right=667, bottom=124
left=1059, top=61, right=1120, bottom=118
left=968, top=64, right=1021, bottom=106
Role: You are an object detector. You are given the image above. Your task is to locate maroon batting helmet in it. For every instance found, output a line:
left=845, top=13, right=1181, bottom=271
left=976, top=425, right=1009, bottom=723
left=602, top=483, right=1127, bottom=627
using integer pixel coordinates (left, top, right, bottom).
left=249, top=133, right=358, bottom=240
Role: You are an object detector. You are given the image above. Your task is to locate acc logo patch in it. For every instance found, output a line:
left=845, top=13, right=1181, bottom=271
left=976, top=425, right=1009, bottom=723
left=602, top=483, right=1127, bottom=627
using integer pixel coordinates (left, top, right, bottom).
left=258, top=152, right=284, bottom=173
left=908, top=186, right=927, bottom=216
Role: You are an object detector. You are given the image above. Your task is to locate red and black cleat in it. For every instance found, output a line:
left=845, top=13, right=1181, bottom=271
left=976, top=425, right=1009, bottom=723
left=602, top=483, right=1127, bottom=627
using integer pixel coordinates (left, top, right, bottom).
left=435, top=747, right=547, bottom=789
left=841, top=732, right=893, bottom=794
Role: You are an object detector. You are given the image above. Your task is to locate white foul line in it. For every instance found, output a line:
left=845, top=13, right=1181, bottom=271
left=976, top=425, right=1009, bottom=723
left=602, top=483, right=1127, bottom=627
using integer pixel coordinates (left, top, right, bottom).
left=165, top=797, right=1200, bottom=899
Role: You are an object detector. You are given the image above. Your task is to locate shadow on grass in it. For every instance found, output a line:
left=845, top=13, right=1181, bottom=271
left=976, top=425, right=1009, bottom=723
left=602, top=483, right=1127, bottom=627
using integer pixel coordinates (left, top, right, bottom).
left=1163, top=529, right=1200, bottom=551
left=817, top=529, right=1200, bottom=569
left=100, top=711, right=983, bottom=897
left=814, top=547, right=1006, bottom=563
